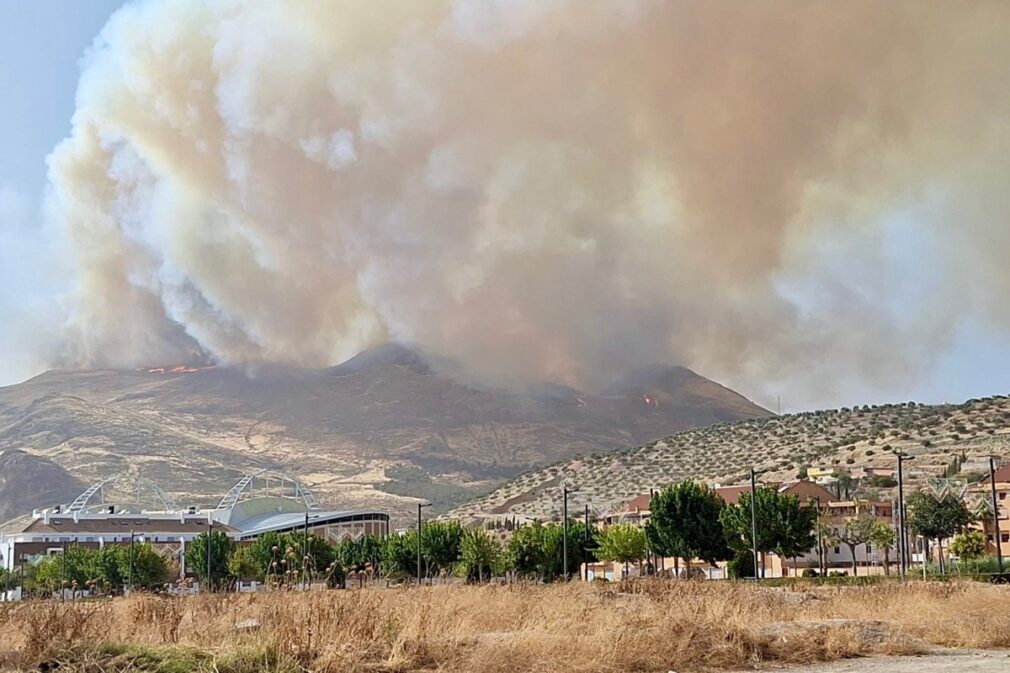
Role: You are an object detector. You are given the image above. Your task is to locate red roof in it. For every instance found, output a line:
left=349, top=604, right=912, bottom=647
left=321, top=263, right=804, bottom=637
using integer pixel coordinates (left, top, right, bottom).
left=993, top=463, right=1010, bottom=484
left=624, top=494, right=651, bottom=512
left=715, top=485, right=751, bottom=505
left=778, top=481, right=837, bottom=503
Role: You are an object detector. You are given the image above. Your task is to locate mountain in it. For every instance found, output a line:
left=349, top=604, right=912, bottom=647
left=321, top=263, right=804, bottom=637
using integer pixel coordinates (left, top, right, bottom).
left=0, top=449, right=86, bottom=523
left=0, top=344, right=768, bottom=517
left=451, top=396, right=1010, bottom=522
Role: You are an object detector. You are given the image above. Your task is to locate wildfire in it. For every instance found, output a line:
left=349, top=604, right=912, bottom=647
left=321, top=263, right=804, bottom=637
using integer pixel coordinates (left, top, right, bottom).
left=140, top=365, right=216, bottom=375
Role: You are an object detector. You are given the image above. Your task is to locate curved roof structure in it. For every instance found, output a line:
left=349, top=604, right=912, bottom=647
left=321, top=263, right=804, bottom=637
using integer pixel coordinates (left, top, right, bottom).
left=216, top=470, right=320, bottom=511
left=67, top=473, right=179, bottom=513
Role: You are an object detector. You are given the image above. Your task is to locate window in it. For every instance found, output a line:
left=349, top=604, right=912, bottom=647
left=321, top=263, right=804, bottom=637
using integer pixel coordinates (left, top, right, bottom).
left=866, top=544, right=872, bottom=554
left=833, top=546, right=840, bottom=554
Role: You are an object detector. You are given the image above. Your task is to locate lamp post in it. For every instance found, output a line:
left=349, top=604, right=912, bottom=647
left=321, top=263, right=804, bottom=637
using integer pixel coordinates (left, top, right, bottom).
left=749, top=469, right=761, bottom=579
left=302, top=511, right=310, bottom=590
left=989, top=456, right=1004, bottom=573
left=896, top=452, right=913, bottom=577
left=815, top=497, right=823, bottom=576
left=417, top=502, right=431, bottom=586
left=61, top=540, right=67, bottom=602
left=128, top=530, right=135, bottom=594
left=206, top=519, right=213, bottom=593
left=562, top=486, right=571, bottom=582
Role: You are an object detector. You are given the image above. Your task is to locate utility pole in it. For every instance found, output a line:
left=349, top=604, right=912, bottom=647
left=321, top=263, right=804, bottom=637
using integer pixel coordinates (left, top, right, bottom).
left=896, top=452, right=913, bottom=577
left=206, top=519, right=213, bottom=592
left=583, top=504, right=590, bottom=582
left=302, top=511, right=310, bottom=590
left=562, top=486, right=570, bottom=581
left=61, top=540, right=67, bottom=602
left=750, top=469, right=760, bottom=579
left=815, top=497, right=823, bottom=576
left=128, top=530, right=135, bottom=594
left=990, top=456, right=1004, bottom=573
left=417, top=502, right=431, bottom=586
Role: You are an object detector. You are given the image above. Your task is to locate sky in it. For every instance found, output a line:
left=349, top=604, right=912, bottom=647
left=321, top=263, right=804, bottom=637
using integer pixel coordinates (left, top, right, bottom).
left=0, top=1, right=1008, bottom=413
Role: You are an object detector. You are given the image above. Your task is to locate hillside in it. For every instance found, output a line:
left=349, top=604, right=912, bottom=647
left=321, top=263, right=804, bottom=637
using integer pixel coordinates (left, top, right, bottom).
left=0, top=449, right=86, bottom=523
left=0, top=344, right=767, bottom=517
left=451, top=395, right=1010, bottom=521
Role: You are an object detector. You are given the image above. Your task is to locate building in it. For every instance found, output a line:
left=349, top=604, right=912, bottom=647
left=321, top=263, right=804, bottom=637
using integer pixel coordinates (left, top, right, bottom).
left=0, top=470, right=389, bottom=580
left=587, top=480, right=897, bottom=580
left=968, top=462, right=1010, bottom=555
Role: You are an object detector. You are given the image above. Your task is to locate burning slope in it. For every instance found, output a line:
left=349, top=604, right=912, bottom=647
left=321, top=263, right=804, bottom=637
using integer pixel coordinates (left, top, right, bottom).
left=0, top=344, right=767, bottom=514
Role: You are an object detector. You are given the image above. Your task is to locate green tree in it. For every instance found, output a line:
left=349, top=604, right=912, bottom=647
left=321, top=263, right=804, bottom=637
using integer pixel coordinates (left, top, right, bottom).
left=283, top=532, right=337, bottom=584
left=186, top=531, right=235, bottom=590
left=868, top=519, right=896, bottom=575
left=244, top=532, right=284, bottom=582
left=507, top=523, right=547, bottom=580
left=721, top=488, right=816, bottom=576
left=458, top=528, right=504, bottom=582
left=381, top=531, right=419, bottom=580
left=117, top=543, right=170, bottom=590
left=228, top=545, right=261, bottom=582
left=421, top=520, right=463, bottom=578
left=648, top=481, right=731, bottom=567
left=825, top=512, right=877, bottom=576
left=907, top=491, right=974, bottom=573
left=35, top=546, right=91, bottom=594
left=88, top=546, right=125, bottom=592
left=596, top=524, right=647, bottom=577
left=950, top=530, right=987, bottom=573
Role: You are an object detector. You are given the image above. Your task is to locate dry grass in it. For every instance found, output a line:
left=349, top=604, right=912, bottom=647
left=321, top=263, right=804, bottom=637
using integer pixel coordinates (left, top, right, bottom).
left=1, top=581, right=1008, bottom=672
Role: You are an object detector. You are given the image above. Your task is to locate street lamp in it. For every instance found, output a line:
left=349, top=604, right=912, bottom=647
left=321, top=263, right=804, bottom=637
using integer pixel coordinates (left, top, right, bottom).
left=562, top=485, right=573, bottom=581
left=896, top=452, right=914, bottom=577
left=128, top=530, right=136, bottom=594
left=749, top=468, right=760, bottom=579
left=989, top=456, right=1004, bottom=573
left=583, top=503, right=591, bottom=582
left=417, top=502, right=431, bottom=586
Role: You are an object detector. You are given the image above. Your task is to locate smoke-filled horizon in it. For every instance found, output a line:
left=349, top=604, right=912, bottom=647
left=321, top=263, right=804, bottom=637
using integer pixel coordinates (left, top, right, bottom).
left=33, top=0, right=1010, bottom=405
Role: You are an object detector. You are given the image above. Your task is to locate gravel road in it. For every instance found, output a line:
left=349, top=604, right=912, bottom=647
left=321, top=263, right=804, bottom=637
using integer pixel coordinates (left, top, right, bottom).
left=734, top=650, right=1010, bottom=673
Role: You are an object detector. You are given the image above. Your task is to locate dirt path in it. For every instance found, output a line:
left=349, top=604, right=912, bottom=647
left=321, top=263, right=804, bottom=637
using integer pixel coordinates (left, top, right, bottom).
left=741, top=651, right=1010, bottom=672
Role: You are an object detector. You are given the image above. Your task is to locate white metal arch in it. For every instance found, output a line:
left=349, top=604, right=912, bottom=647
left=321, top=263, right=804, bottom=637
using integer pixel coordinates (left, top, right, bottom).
left=217, top=469, right=320, bottom=511
left=67, top=473, right=179, bottom=513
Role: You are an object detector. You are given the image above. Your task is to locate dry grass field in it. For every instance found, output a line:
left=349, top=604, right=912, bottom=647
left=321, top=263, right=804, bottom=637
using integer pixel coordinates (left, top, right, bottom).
left=1, top=581, right=1008, bottom=672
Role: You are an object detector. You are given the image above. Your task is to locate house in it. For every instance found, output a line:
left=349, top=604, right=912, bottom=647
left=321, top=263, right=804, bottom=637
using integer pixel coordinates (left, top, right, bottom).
left=967, top=462, right=1010, bottom=555
left=587, top=480, right=896, bottom=580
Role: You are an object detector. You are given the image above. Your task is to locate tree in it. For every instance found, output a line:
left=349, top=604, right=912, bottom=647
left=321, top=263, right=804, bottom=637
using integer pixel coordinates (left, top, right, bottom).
left=186, top=531, right=235, bottom=590
left=596, top=524, right=647, bottom=577
left=283, top=532, right=337, bottom=585
left=35, top=546, right=91, bottom=594
left=244, top=532, right=284, bottom=582
left=907, top=491, right=974, bottom=573
left=507, top=523, right=547, bottom=580
left=117, top=543, right=170, bottom=590
left=381, top=531, right=419, bottom=579
left=648, top=482, right=731, bottom=569
left=721, top=488, right=816, bottom=577
left=88, top=546, right=125, bottom=592
left=228, top=546, right=261, bottom=582
left=868, top=519, right=896, bottom=576
left=950, top=530, right=987, bottom=573
left=458, top=528, right=504, bottom=582
left=825, top=513, right=878, bottom=576
left=420, top=520, right=463, bottom=579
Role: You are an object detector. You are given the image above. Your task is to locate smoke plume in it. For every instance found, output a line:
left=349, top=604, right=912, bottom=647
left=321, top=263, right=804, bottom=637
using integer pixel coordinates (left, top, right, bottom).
left=43, top=0, right=1010, bottom=402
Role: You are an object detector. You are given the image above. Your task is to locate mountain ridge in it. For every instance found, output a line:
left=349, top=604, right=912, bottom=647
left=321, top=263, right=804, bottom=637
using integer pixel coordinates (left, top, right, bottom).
left=0, top=344, right=769, bottom=519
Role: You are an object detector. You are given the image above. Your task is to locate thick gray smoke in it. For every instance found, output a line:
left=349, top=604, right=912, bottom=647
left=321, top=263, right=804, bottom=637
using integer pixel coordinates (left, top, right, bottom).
left=44, top=0, right=1010, bottom=402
